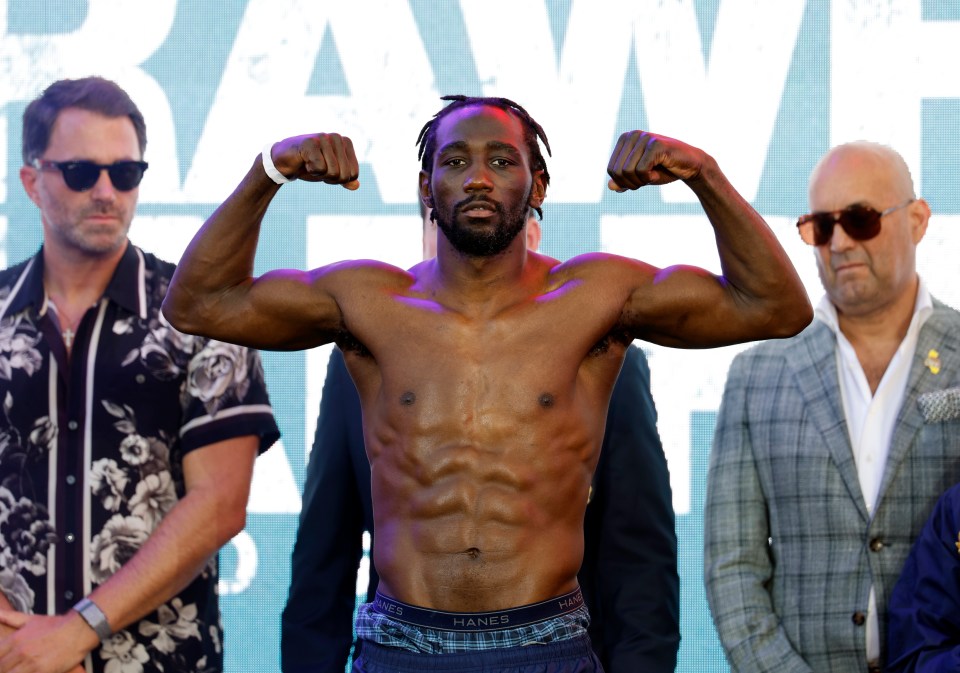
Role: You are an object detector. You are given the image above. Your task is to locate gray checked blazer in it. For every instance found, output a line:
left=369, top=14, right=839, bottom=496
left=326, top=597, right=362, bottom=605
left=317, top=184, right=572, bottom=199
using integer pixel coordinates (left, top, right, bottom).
left=704, top=297, right=960, bottom=673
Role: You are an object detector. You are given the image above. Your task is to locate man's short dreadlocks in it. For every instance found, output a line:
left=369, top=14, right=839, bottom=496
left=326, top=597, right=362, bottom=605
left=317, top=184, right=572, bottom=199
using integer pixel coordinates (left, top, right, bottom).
left=416, top=95, right=551, bottom=219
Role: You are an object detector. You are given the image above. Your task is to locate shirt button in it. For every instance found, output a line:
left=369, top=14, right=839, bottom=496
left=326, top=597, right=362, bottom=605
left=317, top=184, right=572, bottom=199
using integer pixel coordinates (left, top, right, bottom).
left=65, top=474, right=76, bottom=485
left=65, top=533, right=76, bottom=543
left=869, top=538, right=884, bottom=552
left=67, top=420, right=78, bottom=431
left=64, top=590, right=74, bottom=601
left=852, top=611, right=866, bottom=626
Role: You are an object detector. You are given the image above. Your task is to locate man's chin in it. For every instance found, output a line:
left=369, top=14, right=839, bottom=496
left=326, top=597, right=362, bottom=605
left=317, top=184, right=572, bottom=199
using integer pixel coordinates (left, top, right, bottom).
left=71, top=233, right=129, bottom=258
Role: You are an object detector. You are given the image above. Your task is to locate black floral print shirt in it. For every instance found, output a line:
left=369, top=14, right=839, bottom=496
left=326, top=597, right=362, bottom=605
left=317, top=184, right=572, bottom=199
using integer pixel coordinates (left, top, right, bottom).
left=0, top=244, right=279, bottom=673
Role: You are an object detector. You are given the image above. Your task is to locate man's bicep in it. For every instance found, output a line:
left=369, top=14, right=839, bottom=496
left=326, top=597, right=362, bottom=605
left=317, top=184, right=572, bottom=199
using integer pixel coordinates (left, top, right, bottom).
left=207, top=266, right=346, bottom=351
left=620, top=262, right=767, bottom=348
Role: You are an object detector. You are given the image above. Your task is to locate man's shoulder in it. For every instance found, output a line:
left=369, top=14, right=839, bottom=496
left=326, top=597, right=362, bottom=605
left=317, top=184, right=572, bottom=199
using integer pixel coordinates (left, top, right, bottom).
left=136, top=246, right=178, bottom=279
left=0, top=256, right=36, bottom=288
left=0, top=255, right=40, bottom=317
left=549, top=251, right=628, bottom=277
left=929, top=296, right=960, bottom=331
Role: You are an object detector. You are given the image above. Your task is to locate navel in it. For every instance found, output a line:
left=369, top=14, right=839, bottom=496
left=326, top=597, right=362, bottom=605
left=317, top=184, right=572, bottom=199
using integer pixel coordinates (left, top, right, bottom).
left=400, top=391, right=417, bottom=406
left=459, top=547, right=483, bottom=560
left=538, top=393, right=555, bottom=408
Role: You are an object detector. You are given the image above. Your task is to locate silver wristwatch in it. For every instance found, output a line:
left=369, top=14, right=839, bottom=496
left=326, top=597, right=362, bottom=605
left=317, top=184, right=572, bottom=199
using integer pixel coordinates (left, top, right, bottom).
left=72, top=597, right=112, bottom=641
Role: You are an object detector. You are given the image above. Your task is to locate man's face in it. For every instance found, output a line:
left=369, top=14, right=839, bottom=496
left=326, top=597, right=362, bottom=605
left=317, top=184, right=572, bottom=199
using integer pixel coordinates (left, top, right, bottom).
left=808, top=146, right=927, bottom=318
left=20, top=108, right=141, bottom=259
left=420, top=105, right=545, bottom=258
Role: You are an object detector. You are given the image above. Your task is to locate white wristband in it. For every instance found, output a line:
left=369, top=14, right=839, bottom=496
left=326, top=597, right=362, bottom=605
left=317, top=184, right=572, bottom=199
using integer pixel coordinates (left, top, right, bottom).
left=261, top=142, right=293, bottom=185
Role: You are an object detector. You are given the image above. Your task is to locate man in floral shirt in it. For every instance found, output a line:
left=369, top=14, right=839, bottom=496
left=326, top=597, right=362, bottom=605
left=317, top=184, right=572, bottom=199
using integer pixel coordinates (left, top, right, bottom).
left=0, top=77, right=279, bottom=673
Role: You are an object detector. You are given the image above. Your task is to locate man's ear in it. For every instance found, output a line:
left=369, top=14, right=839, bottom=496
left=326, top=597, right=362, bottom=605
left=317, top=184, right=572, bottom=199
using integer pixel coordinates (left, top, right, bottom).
left=910, top=197, right=931, bottom=245
left=529, top=170, right=546, bottom=209
left=20, top=165, right=42, bottom=207
left=526, top=216, right=542, bottom=252
left=419, top=170, right=433, bottom=210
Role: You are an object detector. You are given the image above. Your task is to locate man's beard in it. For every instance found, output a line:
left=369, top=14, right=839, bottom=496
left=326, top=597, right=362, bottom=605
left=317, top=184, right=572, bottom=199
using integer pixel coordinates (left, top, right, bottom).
left=434, top=193, right=530, bottom=258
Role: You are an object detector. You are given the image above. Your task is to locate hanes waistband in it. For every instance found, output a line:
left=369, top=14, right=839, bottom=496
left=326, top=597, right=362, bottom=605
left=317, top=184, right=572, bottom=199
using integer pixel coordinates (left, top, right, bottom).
left=371, top=588, right=585, bottom=632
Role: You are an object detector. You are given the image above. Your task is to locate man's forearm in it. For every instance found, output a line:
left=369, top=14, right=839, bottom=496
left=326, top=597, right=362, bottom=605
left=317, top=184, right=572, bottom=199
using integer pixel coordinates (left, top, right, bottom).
left=686, top=158, right=811, bottom=337
left=0, top=473, right=246, bottom=672
left=0, top=593, right=15, bottom=639
left=164, top=155, right=280, bottom=336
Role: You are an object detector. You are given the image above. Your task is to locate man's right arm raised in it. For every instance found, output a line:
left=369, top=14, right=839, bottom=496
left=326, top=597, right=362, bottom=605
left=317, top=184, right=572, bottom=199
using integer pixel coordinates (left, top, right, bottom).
left=162, top=134, right=362, bottom=350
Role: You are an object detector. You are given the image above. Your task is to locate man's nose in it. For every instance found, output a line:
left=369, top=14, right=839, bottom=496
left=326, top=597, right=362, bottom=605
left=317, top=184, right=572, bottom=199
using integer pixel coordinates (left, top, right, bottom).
left=89, top=168, right=118, bottom=201
left=463, top=165, right=493, bottom=191
left=828, top=220, right=856, bottom=252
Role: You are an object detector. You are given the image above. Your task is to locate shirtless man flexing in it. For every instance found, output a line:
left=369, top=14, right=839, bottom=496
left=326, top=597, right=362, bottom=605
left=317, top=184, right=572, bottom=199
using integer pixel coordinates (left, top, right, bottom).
left=163, top=96, right=812, bottom=673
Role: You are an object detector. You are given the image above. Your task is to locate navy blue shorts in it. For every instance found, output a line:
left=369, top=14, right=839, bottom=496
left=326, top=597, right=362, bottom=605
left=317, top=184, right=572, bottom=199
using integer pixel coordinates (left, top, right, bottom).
left=352, top=634, right=603, bottom=672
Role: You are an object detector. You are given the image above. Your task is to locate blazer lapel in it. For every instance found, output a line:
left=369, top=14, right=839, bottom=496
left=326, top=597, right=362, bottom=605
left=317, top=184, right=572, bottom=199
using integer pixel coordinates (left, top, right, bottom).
left=877, top=308, right=960, bottom=505
left=789, top=322, right=869, bottom=520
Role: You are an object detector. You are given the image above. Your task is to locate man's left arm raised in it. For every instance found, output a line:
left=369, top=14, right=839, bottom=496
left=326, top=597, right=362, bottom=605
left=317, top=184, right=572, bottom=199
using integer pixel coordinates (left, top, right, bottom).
left=605, top=131, right=812, bottom=348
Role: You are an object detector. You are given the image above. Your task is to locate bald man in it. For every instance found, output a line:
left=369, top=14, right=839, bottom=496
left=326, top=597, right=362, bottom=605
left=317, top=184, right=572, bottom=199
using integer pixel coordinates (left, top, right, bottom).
left=704, top=141, right=960, bottom=673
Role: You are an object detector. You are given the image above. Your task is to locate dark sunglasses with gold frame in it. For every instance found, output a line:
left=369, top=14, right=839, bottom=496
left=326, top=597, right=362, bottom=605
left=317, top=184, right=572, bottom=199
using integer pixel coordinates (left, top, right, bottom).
left=796, top=199, right=914, bottom=246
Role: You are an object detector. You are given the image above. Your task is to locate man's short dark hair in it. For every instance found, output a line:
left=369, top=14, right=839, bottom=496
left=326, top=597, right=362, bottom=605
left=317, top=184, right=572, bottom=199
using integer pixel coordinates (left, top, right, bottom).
left=416, top=95, right=551, bottom=219
left=22, top=76, right=147, bottom=164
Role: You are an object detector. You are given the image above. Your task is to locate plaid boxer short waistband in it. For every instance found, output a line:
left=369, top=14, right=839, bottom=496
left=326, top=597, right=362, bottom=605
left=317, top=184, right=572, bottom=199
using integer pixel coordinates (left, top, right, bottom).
left=370, top=588, right=585, bottom=632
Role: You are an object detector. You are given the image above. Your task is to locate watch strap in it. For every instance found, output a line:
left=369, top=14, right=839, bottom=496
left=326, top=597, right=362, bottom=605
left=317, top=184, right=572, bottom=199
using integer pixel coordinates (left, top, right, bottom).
left=72, top=597, right=112, bottom=641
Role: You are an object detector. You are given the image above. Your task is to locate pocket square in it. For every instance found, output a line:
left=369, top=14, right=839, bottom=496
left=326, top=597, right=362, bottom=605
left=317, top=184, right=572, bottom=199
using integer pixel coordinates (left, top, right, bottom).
left=918, top=387, right=960, bottom=423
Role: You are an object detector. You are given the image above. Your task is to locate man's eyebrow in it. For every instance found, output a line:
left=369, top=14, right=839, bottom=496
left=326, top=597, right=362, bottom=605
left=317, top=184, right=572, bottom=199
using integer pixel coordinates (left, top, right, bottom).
left=437, top=140, right=470, bottom=155
left=437, top=140, right=522, bottom=156
left=486, top=141, right=522, bottom=156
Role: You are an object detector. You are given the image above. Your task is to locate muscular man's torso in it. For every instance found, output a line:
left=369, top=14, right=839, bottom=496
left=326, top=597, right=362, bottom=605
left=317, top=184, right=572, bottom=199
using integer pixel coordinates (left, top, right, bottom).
left=334, top=252, right=633, bottom=611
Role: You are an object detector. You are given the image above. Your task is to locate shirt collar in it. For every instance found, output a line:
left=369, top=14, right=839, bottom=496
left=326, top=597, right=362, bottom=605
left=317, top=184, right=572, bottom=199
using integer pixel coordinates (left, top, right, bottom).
left=815, top=276, right=933, bottom=336
left=1, top=242, right=146, bottom=321
left=102, top=242, right=147, bottom=318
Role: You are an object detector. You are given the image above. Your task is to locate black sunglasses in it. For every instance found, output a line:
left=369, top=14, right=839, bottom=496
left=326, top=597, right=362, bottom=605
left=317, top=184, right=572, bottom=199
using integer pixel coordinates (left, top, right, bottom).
left=796, top=199, right=914, bottom=246
left=31, top=158, right=149, bottom=192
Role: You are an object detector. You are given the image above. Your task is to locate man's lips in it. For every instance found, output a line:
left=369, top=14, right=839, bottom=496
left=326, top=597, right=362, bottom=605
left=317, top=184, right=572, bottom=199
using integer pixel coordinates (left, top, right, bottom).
left=83, top=210, right=122, bottom=223
left=457, top=199, right=497, bottom=213
left=458, top=199, right=498, bottom=216
left=462, top=206, right=496, bottom=218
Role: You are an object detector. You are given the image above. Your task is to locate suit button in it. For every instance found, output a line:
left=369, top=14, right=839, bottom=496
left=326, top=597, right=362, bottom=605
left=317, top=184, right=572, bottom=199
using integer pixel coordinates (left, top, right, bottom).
left=852, top=611, right=866, bottom=626
left=869, top=538, right=884, bottom=552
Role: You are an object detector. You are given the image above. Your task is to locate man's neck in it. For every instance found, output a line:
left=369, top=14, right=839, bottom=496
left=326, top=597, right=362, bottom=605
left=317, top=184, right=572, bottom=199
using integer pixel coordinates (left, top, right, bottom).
left=42, top=239, right=127, bottom=317
left=432, top=242, right=536, bottom=316
left=836, top=279, right=920, bottom=394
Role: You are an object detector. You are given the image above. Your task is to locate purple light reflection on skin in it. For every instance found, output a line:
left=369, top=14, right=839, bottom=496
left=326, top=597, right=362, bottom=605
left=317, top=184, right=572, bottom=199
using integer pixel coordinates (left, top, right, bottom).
left=396, top=295, right=446, bottom=314
left=535, top=279, right=583, bottom=304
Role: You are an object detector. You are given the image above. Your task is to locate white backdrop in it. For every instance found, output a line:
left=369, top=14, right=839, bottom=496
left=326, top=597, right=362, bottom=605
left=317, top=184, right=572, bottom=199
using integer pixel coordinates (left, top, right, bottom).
left=2, top=1, right=959, bottom=671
